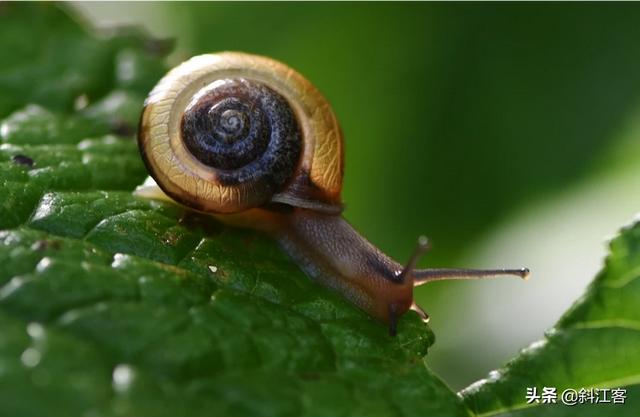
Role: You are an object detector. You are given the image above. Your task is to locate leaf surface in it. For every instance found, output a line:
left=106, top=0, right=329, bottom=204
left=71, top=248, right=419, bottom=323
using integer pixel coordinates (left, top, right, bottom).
left=460, top=221, right=640, bottom=416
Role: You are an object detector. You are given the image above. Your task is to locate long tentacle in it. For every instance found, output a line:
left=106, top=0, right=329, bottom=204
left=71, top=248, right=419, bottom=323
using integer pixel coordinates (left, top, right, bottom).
left=413, top=267, right=529, bottom=287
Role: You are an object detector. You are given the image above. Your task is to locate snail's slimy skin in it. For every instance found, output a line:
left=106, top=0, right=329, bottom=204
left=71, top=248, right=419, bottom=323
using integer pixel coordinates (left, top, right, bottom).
left=135, top=179, right=413, bottom=328
left=137, top=52, right=529, bottom=336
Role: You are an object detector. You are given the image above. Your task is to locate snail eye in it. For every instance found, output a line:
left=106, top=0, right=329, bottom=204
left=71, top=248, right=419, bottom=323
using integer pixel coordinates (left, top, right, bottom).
left=181, top=78, right=302, bottom=189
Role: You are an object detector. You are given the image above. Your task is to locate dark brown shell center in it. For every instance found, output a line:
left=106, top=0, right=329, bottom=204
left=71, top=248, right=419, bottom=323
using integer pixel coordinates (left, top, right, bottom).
left=180, top=78, right=302, bottom=189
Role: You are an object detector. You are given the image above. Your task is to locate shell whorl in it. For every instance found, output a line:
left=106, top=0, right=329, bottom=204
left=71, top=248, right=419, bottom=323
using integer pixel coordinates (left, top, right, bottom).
left=138, top=52, right=344, bottom=214
left=181, top=78, right=301, bottom=189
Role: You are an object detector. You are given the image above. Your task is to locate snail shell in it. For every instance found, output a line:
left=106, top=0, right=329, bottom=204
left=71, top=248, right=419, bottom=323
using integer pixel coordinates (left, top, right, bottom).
left=138, top=52, right=344, bottom=214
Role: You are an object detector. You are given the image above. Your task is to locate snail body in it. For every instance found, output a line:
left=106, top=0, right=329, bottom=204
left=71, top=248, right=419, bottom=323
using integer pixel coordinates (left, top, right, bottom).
left=137, top=52, right=528, bottom=335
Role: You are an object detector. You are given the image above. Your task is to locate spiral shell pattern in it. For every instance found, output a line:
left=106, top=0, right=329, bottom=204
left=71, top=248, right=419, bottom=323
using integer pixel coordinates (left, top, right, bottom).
left=181, top=78, right=301, bottom=189
left=138, top=52, right=344, bottom=214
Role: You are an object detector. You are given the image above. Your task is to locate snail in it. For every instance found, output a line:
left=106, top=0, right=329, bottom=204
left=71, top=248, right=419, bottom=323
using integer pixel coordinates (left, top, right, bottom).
left=136, top=52, right=529, bottom=336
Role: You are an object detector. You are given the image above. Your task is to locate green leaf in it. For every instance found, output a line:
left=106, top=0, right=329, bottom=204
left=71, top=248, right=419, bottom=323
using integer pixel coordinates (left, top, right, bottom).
left=0, top=4, right=166, bottom=118
left=460, top=220, right=640, bottom=416
left=5, top=4, right=638, bottom=417
left=0, top=5, right=470, bottom=417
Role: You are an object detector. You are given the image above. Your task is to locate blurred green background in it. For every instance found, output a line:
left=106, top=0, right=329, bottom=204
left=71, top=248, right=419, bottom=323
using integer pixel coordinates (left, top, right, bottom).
left=73, top=2, right=640, bottom=390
